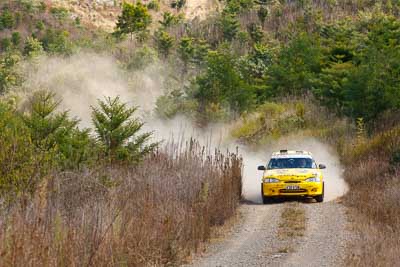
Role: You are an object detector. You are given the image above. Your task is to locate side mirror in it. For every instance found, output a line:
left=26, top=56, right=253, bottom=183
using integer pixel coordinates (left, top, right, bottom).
left=258, top=165, right=266, bottom=171
left=319, top=164, right=326, bottom=169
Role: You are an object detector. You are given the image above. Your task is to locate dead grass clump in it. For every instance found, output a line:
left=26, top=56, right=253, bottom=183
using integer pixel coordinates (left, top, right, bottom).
left=278, top=203, right=306, bottom=240
left=0, top=140, right=242, bottom=266
left=343, top=131, right=400, bottom=266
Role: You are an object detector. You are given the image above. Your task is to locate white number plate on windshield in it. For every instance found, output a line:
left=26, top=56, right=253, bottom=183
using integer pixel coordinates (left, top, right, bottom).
left=286, top=185, right=300, bottom=190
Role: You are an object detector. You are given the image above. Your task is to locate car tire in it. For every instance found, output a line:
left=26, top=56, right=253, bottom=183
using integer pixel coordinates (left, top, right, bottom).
left=315, top=183, right=324, bottom=203
left=261, top=184, right=273, bottom=204
left=263, top=195, right=273, bottom=204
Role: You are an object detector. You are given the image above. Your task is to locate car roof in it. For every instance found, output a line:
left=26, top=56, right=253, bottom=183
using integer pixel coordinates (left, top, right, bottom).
left=271, top=150, right=313, bottom=159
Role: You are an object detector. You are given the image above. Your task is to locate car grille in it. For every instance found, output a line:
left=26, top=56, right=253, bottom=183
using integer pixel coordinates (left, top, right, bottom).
left=280, top=189, right=307, bottom=193
left=284, top=181, right=301, bottom=183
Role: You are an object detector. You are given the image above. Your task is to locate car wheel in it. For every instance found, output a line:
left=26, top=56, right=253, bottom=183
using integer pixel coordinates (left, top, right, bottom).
left=263, top=195, right=273, bottom=204
left=315, top=183, right=324, bottom=203
left=261, top=184, right=270, bottom=204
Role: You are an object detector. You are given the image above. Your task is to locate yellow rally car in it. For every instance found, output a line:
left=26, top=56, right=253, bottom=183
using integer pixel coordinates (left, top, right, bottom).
left=258, top=150, right=326, bottom=204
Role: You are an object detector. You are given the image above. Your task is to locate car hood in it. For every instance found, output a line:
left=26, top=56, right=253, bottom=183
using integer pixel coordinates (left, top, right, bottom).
left=264, top=168, right=320, bottom=180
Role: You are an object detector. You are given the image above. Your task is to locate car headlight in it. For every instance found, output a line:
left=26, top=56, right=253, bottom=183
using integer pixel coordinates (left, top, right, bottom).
left=305, top=176, right=321, bottom=182
left=263, top=178, right=280, bottom=183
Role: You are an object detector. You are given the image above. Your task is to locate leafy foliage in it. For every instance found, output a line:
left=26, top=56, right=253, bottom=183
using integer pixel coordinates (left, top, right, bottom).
left=268, top=33, right=322, bottom=96
left=159, top=12, right=182, bottom=28
left=0, top=51, right=21, bottom=94
left=154, top=30, right=174, bottom=58
left=40, top=29, right=73, bottom=55
left=171, top=0, right=186, bottom=10
left=0, top=9, right=15, bottom=30
left=115, top=1, right=152, bottom=41
left=219, top=12, right=240, bottom=41
left=22, top=91, right=92, bottom=169
left=91, top=96, right=157, bottom=162
left=0, top=102, right=47, bottom=198
left=23, top=37, right=44, bottom=58
left=193, top=49, right=255, bottom=118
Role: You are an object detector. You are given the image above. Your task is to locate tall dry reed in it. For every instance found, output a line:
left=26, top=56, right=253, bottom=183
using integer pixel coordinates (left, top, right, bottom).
left=0, top=140, right=242, bottom=266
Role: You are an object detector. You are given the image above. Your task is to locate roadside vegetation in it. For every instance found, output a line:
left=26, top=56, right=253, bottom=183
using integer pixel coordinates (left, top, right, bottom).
left=0, top=0, right=399, bottom=266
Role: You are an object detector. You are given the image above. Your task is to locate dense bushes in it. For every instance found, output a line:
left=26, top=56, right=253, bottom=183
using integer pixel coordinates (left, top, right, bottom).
left=0, top=92, right=155, bottom=200
left=1, top=1, right=399, bottom=125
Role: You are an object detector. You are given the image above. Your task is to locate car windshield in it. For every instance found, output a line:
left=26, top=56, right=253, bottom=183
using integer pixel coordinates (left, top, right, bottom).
left=267, top=158, right=316, bottom=169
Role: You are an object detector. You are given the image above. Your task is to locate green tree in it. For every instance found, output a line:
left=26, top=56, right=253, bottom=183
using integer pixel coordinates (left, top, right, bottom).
left=41, top=29, right=73, bottom=55
left=91, top=96, right=157, bottom=162
left=11, top=32, right=21, bottom=47
left=114, top=1, right=152, bottom=41
left=155, top=30, right=174, bottom=58
left=219, top=12, right=240, bottom=41
left=313, top=14, right=400, bottom=121
left=127, top=46, right=157, bottom=70
left=22, top=91, right=92, bottom=169
left=24, top=37, right=44, bottom=58
left=0, top=38, right=11, bottom=51
left=247, top=23, right=264, bottom=43
left=192, top=39, right=210, bottom=65
left=268, top=33, right=322, bottom=96
left=171, top=0, right=186, bottom=10
left=159, top=11, right=180, bottom=28
left=225, top=0, right=254, bottom=14
left=0, top=10, right=15, bottom=30
left=0, top=102, right=50, bottom=198
left=0, top=52, right=21, bottom=94
left=193, top=49, right=255, bottom=117
left=147, top=0, right=160, bottom=11
left=257, top=6, right=268, bottom=25
left=178, top=37, right=195, bottom=70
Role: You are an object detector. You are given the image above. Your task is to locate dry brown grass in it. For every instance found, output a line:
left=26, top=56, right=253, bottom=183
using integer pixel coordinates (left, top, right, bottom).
left=342, top=128, right=400, bottom=266
left=0, top=140, right=242, bottom=266
left=278, top=203, right=306, bottom=240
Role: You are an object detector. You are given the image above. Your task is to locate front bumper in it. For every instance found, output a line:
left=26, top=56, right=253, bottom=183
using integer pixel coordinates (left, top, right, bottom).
left=262, top=182, right=323, bottom=197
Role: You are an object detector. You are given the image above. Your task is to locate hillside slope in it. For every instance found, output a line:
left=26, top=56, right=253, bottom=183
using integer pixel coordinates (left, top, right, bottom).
left=52, top=0, right=221, bottom=31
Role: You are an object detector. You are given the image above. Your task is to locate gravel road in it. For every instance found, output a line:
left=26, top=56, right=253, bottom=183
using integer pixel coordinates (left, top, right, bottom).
left=187, top=200, right=351, bottom=267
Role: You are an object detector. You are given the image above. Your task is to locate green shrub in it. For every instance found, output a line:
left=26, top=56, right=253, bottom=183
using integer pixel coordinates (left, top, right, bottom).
left=23, top=37, right=44, bottom=58
left=171, top=0, right=186, bottom=10
left=0, top=52, right=21, bottom=94
left=268, top=33, right=322, bottom=96
left=154, top=30, right=174, bottom=58
left=41, top=29, right=73, bottom=55
left=0, top=10, right=15, bottom=30
left=11, top=32, right=21, bottom=47
left=247, top=23, right=264, bottom=43
left=0, top=102, right=51, bottom=199
left=114, top=1, right=152, bottom=41
left=22, top=91, right=93, bottom=169
left=35, top=20, right=45, bottom=31
left=159, top=12, right=181, bottom=28
left=50, top=7, right=69, bottom=20
left=0, top=38, right=11, bottom=51
left=193, top=49, right=256, bottom=117
left=91, top=96, right=157, bottom=163
left=127, top=46, right=157, bottom=70
left=219, top=12, right=240, bottom=41
left=147, top=0, right=160, bottom=11
left=155, top=90, right=198, bottom=119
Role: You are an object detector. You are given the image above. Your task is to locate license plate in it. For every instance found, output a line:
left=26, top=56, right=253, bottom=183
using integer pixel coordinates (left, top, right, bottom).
left=286, top=185, right=300, bottom=190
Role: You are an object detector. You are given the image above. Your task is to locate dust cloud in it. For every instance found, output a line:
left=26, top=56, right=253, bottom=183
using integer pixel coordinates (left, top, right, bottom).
left=144, top=118, right=349, bottom=204
left=19, top=53, right=166, bottom=127
left=19, top=53, right=348, bottom=204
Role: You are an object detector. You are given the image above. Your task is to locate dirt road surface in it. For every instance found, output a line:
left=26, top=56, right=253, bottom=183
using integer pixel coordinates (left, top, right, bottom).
left=188, top=200, right=350, bottom=267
